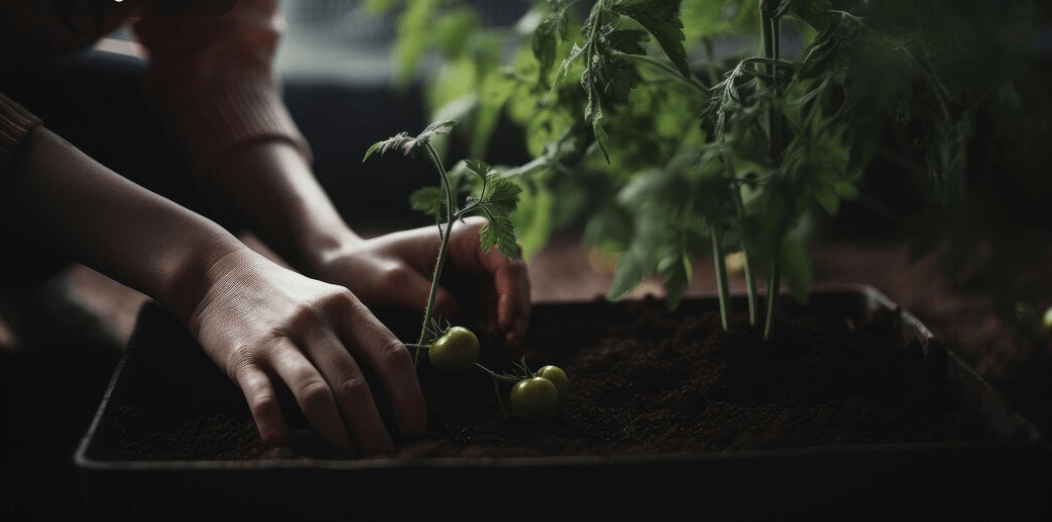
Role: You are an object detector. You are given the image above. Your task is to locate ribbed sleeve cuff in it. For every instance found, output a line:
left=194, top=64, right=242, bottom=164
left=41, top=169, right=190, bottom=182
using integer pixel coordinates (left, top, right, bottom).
left=0, top=93, right=43, bottom=175
left=163, top=81, right=313, bottom=173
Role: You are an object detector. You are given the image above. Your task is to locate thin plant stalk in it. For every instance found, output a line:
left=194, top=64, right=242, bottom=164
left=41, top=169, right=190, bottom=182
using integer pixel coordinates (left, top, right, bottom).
left=414, top=143, right=458, bottom=364
left=712, top=228, right=731, bottom=331
left=729, top=175, right=759, bottom=327
left=760, top=1, right=785, bottom=340
left=742, top=249, right=759, bottom=327
left=764, top=240, right=781, bottom=340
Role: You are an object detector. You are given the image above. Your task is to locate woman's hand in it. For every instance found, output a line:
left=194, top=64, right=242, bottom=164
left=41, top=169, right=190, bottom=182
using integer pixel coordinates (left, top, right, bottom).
left=308, top=217, right=531, bottom=353
left=187, top=248, right=427, bottom=456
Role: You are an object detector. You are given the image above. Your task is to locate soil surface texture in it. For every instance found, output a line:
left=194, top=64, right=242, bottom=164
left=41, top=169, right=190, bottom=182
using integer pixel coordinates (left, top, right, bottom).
left=102, top=295, right=985, bottom=461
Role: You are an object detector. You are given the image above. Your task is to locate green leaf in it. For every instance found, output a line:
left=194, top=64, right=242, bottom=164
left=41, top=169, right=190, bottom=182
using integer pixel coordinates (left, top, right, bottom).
left=608, top=251, right=647, bottom=301
left=510, top=182, right=553, bottom=262
left=781, top=219, right=813, bottom=304
left=434, top=8, right=479, bottom=59
left=479, top=214, right=520, bottom=258
left=612, top=0, right=691, bottom=77
left=362, top=0, right=401, bottom=15
left=813, top=182, right=840, bottom=216
left=658, top=246, right=692, bottom=310
left=532, top=0, right=575, bottom=85
left=392, top=0, right=441, bottom=88
left=364, top=120, right=457, bottom=162
left=409, top=186, right=445, bottom=218
left=463, top=159, right=491, bottom=180
left=484, top=177, right=524, bottom=214
left=471, top=68, right=516, bottom=158
left=833, top=180, right=859, bottom=200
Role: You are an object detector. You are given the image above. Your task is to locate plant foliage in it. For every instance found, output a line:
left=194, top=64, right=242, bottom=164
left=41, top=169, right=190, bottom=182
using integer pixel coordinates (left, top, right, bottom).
left=365, top=0, right=985, bottom=338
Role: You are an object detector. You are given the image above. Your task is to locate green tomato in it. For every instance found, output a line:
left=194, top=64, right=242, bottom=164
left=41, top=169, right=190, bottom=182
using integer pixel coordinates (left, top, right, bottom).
left=428, top=326, right=480, bottom=374
left=509, top=377, right=560, bottom=421
left=1038, top=307, right=1052, bottom=339
left=536, top=365, right=569, bottom=402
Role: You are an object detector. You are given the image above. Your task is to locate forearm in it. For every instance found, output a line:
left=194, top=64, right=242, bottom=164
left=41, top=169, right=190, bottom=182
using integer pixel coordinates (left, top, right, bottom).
left=0, top=126, right=249, bottom=323
left=203, top=140, right=361, bottom=275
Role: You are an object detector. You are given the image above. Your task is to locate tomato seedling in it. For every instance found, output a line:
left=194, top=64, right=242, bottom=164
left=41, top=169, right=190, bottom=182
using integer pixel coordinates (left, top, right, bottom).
left=364, top=120, right=521, bottom=364
left=366, top=122, right=568, bottom=421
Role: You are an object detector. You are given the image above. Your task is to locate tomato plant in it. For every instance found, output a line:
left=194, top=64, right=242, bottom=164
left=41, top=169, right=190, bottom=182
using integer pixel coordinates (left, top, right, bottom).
left=364, top=0, right=970, bottom=340
left=365, top=122, right=569, bottom=420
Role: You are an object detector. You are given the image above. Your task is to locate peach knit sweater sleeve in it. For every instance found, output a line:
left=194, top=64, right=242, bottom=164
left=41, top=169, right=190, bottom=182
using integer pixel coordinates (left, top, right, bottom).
left=0, top=0, right=310, bottom=178
left=0, top=94, right=42, bottom=176
left=132, top=0, right=312, bottom=174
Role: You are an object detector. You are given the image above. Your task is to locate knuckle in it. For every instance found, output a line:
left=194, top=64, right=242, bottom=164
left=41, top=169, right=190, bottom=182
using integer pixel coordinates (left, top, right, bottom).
left=325, top=287, right=363, bottom=314
left=335, top=375, right=370, bottom=401
left=296, top=379, right=332, bottom=410
left=227, top=344, right=261, bottom=380
left=378, top=339, right=413, bottom=370
left=291, top=302, right=325, bottom=329
left=374, top=265, right=408, bottom=290
left=249, top=394, right=281, bottom=426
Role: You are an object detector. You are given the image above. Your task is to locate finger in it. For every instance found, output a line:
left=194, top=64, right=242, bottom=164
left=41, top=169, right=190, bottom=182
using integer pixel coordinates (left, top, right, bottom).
left=233, top=362, right=290, bottom=448
left=266, top=340, right=355, bottom=455
left=448, top=218, right=531, bottom=341
left=299, top=324, right=394, bottom=454
left=382, top=264, right=461, bottom=321
left=333, top=297, right=427, bottom=441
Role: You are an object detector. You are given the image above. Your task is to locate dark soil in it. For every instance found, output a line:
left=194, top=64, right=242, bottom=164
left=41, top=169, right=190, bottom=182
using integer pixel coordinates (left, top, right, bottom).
left=102, top=295, right=986, bottom=462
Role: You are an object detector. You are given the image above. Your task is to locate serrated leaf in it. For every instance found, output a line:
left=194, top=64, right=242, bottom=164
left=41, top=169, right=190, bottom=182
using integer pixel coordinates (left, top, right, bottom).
left=532, top=0, right=575, bottom=85
left=658, top=247, right=692, bottom=310
left=484, top=177, right=524, bottom=213
left=363, top=120, right=458, bottom=162
left=592, top=110, right=611, bottom=163
left=363, top=132, right=412, bottom=162
left=612, top=0, right=690, bottom=77
left=409, top=186, right=445, bottom=218
left=479, top=214, right=520, bottom=258
left=548, top=43, right=587, bottom=99
left=463, top=159, right=492, bottom=180
left=607, top=251, right=647, bottom=301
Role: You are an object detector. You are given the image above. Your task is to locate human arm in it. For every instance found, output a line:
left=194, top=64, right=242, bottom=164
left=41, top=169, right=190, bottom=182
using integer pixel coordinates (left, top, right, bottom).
left=0, top=126, right=426, bottom=455
left=133, top=0, right=530, bottom=347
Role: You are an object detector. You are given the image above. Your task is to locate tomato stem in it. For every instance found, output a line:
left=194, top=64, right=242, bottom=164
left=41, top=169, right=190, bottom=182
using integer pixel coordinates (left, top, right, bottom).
left=413, top=142, right=458, bottom=365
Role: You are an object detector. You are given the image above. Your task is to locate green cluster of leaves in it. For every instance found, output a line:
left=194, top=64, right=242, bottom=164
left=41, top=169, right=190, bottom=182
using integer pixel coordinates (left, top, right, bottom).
left=364, top=0, right=973, bottom=323
left=364, top=119, right=523, bottom=259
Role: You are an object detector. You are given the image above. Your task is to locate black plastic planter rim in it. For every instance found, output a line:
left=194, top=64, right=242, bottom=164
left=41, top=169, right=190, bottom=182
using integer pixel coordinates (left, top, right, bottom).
left=73, top=283, right=1043, bottom=473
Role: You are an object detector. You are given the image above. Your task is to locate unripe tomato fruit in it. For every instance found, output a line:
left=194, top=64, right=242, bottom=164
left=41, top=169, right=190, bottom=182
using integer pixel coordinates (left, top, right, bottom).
left=536, top=365, right=569, bottom=401
left=428, top=326, right=480, bottom=374
left=509, top=377, right=560, bottom=421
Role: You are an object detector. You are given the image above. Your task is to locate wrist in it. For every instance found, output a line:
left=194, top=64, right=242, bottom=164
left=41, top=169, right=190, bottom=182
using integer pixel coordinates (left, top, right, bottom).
left=297, top=224, right=365, bottom=277
left=157, top=239, right=253, bottom=326
left=207, top=140, right=364, bottom=276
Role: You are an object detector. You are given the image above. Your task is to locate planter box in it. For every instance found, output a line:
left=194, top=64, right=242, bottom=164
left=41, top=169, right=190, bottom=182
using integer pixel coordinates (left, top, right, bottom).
left=75, top=285, right=1048, bottom=520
